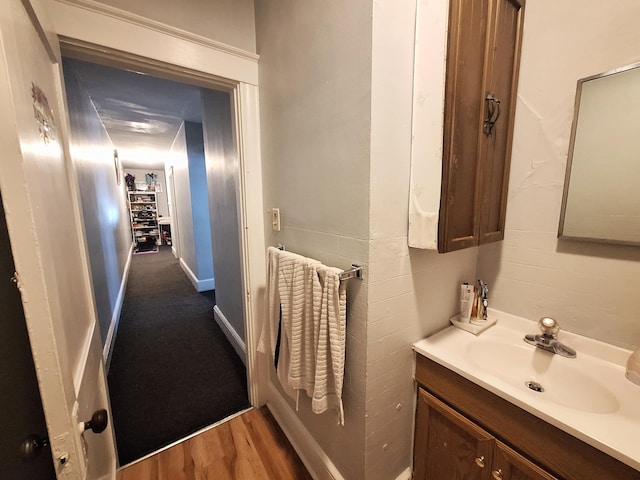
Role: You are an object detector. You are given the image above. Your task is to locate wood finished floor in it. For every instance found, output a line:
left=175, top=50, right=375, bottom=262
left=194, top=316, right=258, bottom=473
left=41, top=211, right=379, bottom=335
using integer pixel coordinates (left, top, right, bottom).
left=118, top=407, right=311, bottom=480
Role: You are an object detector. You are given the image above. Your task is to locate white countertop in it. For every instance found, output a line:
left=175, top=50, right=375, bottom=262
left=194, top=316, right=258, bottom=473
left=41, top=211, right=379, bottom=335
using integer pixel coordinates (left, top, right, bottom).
left=413, top=309, right=640, bottom=471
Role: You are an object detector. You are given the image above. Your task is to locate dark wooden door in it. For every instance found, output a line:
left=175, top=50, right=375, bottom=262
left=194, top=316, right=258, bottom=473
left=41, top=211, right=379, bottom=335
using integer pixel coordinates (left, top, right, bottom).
left=440, top=0, right=491, bottom=252
left=0, top=194, right=55, bottom=479
left=439, top=0, right=525, bottom=252
left=414, top=388, right=494, bottom=480
left=493, top=440, right=559, bottom=480
left=479, top=0, right=525, bottom=245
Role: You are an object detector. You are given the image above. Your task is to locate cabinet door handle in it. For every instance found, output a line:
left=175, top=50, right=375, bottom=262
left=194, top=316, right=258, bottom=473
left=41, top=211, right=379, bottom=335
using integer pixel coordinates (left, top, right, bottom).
left=492, top=468, right=503, bottom=480
left=483, top=94, right=501, bottom=135
left=475, top=456, right=485, bottom=468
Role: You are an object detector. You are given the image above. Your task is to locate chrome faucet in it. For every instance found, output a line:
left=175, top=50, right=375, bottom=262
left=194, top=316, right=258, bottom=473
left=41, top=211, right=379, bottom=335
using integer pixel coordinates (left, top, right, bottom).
left=524, top=317, right=576, bottom=358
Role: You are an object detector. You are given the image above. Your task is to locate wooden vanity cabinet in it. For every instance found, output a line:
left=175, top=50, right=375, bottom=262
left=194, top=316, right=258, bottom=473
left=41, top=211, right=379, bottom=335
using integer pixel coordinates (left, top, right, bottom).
left=438, top=0, right=525, bottom=253
left=414, top=354, right=640, bottom=480
left=414, top=388, right=556, bottom=480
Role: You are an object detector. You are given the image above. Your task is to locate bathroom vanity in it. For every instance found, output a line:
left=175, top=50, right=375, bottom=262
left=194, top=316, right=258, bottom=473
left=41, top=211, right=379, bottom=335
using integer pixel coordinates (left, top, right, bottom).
left=413, top=312, right=640, bottom=479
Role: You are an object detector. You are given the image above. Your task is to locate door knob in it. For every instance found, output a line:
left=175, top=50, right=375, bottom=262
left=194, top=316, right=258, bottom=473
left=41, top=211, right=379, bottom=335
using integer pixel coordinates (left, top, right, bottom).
left=81, top=409, right=108, bottom=434
left=19, top=434, right=49, bottom=461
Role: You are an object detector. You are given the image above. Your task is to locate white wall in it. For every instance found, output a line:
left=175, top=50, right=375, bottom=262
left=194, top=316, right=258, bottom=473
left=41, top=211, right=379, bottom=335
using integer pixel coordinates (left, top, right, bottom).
left=169, top=122, right=215, bottom=291
left=93, top=0, right=256, bottom=53
left=63, top=60, right=131, bottom=346
left=477, top=0, right=640, bottom=351
left=253, top=1, right=492, bottom=478
left=201, top=89, right=245, bottom=340
left=184, top=121, right=214, bottom=283
left=255, top=1, right=373, bottom=478
left=365, top=1, right=478, bottom=477
left=169, top=123, right=199, bottom=280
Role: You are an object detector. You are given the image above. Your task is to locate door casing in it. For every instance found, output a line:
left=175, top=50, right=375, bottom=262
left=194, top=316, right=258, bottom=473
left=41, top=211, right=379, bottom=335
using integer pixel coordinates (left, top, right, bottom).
left=49, top=1, right=267, bottom=414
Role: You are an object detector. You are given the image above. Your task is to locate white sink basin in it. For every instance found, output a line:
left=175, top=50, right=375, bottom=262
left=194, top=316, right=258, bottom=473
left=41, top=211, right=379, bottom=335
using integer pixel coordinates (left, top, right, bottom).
left=465, top=341, right=619, bottom=414
left=413, top=309, right=640, bottom=471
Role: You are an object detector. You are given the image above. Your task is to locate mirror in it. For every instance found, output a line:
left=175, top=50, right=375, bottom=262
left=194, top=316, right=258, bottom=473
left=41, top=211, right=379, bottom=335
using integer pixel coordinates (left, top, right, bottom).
left=559, top=62, right=640, bottom=245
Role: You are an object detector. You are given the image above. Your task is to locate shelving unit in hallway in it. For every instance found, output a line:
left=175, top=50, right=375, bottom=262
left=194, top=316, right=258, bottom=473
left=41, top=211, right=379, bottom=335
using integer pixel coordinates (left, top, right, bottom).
left=128, top=191, right=159, bottom=254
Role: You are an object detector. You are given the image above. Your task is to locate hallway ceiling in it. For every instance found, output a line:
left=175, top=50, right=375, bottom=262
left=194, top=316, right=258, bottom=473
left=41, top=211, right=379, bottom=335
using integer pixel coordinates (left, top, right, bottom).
left=63, top=58, right=203, bottom=169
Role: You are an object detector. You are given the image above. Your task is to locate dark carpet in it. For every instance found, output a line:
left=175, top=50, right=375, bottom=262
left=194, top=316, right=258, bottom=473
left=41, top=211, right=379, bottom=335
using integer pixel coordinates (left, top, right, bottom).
left=107, top=246, right=249, bottom=465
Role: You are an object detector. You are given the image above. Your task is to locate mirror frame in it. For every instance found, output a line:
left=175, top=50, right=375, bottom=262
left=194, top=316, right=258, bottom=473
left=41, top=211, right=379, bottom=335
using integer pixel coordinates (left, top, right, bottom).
left=558, top=61, right=640, bottom=246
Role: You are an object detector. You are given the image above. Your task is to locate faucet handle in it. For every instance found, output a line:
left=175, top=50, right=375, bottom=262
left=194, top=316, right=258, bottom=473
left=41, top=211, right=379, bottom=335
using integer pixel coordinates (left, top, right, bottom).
left=538, top=317, right=560, bottom=337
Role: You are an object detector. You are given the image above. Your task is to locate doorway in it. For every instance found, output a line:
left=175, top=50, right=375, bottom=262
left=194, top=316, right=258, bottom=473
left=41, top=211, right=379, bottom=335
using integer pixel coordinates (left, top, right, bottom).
left=61, top=54, right=251, bottom=465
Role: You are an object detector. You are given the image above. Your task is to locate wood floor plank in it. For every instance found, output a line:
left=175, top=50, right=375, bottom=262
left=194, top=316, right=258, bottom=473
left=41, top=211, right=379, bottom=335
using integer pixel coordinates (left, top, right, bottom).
left=244, top=408, right=312, bottom=479
left=119, top=407, right=310, bottom=480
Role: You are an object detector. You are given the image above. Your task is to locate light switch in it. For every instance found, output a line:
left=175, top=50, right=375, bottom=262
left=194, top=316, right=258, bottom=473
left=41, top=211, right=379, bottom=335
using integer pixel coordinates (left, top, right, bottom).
left=271, top=208, right=281, bottom=231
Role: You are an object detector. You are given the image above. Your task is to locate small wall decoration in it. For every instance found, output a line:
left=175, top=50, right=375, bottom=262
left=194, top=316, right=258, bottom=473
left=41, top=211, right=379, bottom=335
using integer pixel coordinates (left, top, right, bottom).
left=31, top=82, right=56, bottom=144
left=114, top=149, right=122, bottom=185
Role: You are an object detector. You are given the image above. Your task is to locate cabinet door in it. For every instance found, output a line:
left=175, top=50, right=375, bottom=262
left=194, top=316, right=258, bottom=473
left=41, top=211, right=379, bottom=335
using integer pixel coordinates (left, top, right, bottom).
left=439, top=0, right=524, bottom=252
left=414, top=388, right=494, bottom=480
left=492, top=440, right=558, bottom=480
left=478, top=0, right=525, bottom=245
left=439, top=0, right=491, bottom=252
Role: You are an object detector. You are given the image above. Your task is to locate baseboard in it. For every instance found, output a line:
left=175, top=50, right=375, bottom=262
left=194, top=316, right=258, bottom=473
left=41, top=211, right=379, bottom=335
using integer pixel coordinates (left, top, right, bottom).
left=198, top=278, right=215, bottom=291
left=213, top=305, right=246, bottom=365
left=179, top=257, right=215, bottom=292
left=104, top=243, right=133, bottom=371
left=267, top=384, right=345, bottom=480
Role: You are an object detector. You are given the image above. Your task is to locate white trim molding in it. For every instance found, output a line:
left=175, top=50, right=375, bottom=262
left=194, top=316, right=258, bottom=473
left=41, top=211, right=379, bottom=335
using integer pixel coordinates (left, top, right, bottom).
left=52, top=0, right=259, bottom=62
left=234, top=83, right=267, bottom=407
left=103, top=242, right=134, bottom=371
left=213, top=305, right=246, bottom=365
left=179, top=257, right=214, bottom=292
left=47, top=0, right=259, bottom=85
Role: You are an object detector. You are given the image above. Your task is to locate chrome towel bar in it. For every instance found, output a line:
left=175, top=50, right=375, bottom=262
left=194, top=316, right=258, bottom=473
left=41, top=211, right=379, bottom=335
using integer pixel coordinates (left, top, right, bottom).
left=275, top=244, right=363, bottom=282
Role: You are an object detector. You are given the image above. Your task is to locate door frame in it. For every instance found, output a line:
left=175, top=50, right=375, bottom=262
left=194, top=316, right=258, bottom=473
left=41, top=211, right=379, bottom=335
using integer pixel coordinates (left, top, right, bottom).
left=49, top=1, right=267, bottom=410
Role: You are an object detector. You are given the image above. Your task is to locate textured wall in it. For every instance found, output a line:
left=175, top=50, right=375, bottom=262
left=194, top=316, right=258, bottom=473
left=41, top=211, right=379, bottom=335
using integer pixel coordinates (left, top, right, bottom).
left=477, top=0, right=640, bottom=350
left=365, top=1, right=478, bottom=477
left=254, top=0, right=481, bottom=478
left=63, top=61, right=131, bottom=345
left=255, top=0, right=373, bottom=478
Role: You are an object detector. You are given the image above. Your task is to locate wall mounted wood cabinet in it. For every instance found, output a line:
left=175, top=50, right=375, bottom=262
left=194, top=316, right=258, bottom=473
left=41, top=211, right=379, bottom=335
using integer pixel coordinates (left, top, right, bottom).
left=438, top=0, right=525, bottom=253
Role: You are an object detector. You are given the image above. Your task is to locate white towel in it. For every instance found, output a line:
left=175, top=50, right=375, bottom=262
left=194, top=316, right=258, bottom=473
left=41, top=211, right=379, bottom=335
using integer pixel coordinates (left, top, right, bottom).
left=312, top=266, right=347, bottom=426
left=258, top=247, right=320, bottom=403
left=258, top=247, right=348, bottom=425
left=257, top=247, right=280, bottom=359
left=280, top=251, right=321, bottom=397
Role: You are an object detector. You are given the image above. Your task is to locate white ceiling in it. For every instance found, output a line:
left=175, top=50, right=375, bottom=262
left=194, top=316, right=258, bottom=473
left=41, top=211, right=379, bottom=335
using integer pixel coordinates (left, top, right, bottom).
left=63, top=58, right=204, bottom=169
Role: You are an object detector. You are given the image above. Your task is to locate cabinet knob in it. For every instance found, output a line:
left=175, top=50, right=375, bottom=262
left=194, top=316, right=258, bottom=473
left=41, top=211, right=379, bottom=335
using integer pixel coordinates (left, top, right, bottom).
left=475, top=456, right=485, bottom=468
left=492, top=469, right=503, bottom=480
